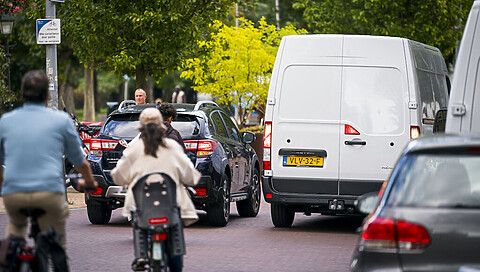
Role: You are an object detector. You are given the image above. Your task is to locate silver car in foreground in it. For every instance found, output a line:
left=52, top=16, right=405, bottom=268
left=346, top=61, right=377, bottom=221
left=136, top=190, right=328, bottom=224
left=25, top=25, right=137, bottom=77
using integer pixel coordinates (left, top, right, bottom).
left=351, top=135, right=480, bottom=272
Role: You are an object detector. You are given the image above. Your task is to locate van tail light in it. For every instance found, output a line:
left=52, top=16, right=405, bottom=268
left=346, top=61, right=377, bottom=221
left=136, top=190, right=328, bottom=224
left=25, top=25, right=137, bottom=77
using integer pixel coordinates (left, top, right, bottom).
left=410, top=126, right=420, bottom=139
left=263, top=122, right=272, bottom=171
left=345, top=124, right=360, bottom=135
left=184, top=140, right=216, bottom=156
left=361, top=216, right=430, bottom=250
left=89, top=139, right=118, bottom=156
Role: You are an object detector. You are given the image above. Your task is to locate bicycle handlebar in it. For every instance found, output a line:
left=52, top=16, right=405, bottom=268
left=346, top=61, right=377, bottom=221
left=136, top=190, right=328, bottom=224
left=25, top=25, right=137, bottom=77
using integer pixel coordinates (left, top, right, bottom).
left=65, top=173, right=97, bottom=193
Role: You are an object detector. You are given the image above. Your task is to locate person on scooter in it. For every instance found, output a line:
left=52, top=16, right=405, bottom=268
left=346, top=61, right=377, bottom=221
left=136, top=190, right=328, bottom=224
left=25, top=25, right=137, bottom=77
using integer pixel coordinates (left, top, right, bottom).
left=111, top=108, right=200, bottom=271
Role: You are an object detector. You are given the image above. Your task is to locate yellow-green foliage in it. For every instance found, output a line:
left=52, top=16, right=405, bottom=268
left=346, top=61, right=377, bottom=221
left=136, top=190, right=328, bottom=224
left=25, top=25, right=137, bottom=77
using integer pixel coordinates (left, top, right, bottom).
left=182, top=18, right=306, bottom=127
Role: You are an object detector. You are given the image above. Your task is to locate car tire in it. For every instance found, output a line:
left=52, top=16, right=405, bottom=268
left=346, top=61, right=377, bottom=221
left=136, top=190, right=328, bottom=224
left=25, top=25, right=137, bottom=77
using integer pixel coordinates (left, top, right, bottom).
left=237, top=168, right=261, bottom=217
left=87, top=202, right=112, bottom=224
left=207, top=175, right=230, bottom=227
left=271, top=204, right=295, bottom=228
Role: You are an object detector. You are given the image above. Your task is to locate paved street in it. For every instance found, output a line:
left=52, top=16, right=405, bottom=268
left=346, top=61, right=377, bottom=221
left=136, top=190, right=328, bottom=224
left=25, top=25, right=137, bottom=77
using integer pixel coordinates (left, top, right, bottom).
left=0, top=198, right=363, bottom=272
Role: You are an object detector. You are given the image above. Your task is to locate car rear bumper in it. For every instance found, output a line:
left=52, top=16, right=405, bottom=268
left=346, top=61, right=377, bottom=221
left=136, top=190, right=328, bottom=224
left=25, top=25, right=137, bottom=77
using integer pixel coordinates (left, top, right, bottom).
left=189, top=175, right=221, bottom=209
left=262, top=174, right=381, bottom=214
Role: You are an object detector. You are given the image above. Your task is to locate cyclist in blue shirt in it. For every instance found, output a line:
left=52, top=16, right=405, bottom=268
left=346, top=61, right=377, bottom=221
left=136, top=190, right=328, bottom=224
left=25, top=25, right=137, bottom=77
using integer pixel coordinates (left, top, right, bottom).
left=0, top=70, right=97, bottom=249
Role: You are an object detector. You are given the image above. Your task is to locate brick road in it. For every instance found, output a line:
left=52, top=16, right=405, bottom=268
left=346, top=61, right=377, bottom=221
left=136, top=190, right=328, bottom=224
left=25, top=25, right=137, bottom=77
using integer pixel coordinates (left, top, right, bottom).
left=0, top=198, right=363, bottom=272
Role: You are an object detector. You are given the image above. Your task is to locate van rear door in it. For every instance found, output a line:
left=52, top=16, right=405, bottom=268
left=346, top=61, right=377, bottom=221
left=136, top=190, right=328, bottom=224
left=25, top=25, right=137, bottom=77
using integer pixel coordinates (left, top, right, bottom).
left=339, top=37, right=410, bottom=195
left=271, top=36, right=343, bottom=195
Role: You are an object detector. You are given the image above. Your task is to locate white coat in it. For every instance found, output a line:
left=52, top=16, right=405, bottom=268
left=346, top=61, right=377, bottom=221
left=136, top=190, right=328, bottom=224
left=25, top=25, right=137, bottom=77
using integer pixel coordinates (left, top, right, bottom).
left=111, top=138, right=201, bottom=226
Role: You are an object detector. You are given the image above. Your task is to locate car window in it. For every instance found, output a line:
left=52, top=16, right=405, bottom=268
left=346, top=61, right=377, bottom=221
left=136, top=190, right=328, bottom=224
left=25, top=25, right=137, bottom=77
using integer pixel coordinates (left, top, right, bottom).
left=171, top=114, right=201, bottom=139
left=387, top=153, right=480, bottom=208
left=103, top=115, right=140, bottom=138
left=220, top=112, right=241, bottom=142
left=210, top=112, right=228, bottom=138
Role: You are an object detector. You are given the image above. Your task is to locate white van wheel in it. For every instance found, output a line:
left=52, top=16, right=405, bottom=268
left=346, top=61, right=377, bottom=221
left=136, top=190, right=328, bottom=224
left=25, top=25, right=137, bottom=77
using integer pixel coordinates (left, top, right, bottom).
left=271, top=204, right=294, bottom=228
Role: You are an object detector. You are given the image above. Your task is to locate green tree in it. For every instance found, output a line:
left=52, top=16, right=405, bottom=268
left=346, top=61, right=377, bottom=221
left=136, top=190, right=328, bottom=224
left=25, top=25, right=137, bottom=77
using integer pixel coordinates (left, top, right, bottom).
left=59, top=0, right=233, bottom=90
left=293, top=0, right=474, bottom=64
left=181, top=18, right=305, bottom=128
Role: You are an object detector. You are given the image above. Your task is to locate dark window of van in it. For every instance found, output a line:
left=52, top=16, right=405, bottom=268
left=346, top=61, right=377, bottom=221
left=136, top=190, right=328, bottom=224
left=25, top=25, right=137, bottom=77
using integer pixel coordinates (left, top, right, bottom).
left=410, top=41, right=449, bottom=121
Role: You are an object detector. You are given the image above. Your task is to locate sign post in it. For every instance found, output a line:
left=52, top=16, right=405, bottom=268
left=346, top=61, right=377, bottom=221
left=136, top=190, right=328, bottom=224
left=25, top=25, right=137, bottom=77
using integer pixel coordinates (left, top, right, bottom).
left=44, top=0, right=61, bottom=109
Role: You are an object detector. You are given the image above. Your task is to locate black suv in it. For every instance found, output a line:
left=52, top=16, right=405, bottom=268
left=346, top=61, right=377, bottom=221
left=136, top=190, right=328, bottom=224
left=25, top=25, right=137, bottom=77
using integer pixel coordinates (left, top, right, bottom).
left=87, top=102, right=261, bottom=226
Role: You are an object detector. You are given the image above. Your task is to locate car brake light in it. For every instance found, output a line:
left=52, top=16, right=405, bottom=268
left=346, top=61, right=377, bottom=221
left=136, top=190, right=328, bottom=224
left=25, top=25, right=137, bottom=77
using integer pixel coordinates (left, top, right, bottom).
left=361, top=216, right=430, bottom=250
left=89, top=139, right=118, bottom=156
left=184, top=140, right=216, bottom=156
left=195, top=188, right=207, bottom=197
left=92, top=187, right=103, bottom=195
left=263, top=122, right=272, bottom=171
left=152, top=233, right=167, bottom=241
left=184, top=140, right=198, bottom=151
left=410, top=126, right=420, bottom=139
left=101, top=140, right=118, bottom=150
left=345, top=124, right=360, bottom=135
left=90, top=139, right=102, bottom=150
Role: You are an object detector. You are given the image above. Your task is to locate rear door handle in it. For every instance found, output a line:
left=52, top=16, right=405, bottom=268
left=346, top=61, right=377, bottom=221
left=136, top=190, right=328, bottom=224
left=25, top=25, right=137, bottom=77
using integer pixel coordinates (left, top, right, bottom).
left=345, top=140, right=366, bottom=146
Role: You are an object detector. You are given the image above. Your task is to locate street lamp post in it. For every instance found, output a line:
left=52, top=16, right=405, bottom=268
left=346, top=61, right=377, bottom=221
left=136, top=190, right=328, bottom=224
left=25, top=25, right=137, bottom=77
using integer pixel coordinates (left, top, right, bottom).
left=0, top=14, right=14, bottom=91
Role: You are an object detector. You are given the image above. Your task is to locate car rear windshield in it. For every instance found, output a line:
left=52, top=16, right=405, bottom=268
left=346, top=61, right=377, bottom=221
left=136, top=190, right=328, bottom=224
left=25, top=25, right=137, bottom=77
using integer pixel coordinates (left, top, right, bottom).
left=387, top=152, right=480, bottom=208
left=102, top=114, right=140, bottom=138
left=172, top=114, right=201, bottom=139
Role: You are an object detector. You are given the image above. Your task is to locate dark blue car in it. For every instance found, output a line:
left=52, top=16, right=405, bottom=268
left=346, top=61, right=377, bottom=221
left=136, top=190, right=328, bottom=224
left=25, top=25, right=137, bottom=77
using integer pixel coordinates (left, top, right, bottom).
left=86, top=102, right=261, bottom=227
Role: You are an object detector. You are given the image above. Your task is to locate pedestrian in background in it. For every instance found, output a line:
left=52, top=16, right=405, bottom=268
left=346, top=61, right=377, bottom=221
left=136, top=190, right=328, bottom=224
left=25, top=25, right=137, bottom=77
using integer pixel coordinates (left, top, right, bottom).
left=135, top=89, right=147, bottom=104
left=171, top=85, right=186, bottom=104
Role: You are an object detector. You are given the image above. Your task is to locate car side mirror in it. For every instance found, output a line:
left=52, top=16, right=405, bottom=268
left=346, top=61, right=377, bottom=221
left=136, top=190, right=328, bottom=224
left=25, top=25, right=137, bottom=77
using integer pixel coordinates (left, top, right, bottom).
left=242, top=131, right=256, bottom=144
left=433, top=108, right=447, bottom=133
left=355, top=192, right=379, bottom=215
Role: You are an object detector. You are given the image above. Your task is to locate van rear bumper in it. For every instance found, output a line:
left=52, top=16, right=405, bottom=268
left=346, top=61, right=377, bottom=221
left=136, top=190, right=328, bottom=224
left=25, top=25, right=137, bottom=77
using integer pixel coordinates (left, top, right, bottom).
left=261, top=174, right=382, bottom=214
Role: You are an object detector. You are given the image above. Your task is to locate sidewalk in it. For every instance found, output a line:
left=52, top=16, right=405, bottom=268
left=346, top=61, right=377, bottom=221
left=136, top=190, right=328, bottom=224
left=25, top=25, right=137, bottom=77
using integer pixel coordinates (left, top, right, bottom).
left=0, top=187, right=87, bottom=213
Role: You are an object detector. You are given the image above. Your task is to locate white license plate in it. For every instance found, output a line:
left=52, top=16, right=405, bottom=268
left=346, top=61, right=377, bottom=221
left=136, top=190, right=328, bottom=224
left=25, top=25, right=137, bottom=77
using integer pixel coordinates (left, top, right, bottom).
left=152, top=241, right=162, bottom=260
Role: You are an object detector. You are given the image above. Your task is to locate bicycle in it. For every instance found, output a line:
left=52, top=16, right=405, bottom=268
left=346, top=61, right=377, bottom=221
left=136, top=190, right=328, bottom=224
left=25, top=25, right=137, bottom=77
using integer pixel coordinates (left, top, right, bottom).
left=131, top=171, right=187, bottom=272
left=8, top=174, right=96, bottom=272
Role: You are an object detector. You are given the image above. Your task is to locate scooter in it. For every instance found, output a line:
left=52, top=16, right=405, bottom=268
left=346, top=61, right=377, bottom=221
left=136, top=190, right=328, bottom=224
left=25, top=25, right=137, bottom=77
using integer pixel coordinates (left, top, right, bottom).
left=130, top=171, right=186, bottom=272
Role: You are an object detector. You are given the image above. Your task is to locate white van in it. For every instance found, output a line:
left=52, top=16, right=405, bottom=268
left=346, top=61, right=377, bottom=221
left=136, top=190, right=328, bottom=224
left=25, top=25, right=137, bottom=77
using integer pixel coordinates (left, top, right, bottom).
left=262, top=35, right=449, bottom=227
left=445, top=0, right=480, bottom=134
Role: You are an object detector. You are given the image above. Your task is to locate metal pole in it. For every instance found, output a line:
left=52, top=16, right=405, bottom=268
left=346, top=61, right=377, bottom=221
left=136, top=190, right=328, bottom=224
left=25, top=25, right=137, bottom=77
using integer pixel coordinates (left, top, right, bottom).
left=46, top=0, right=58, bottom=109
left=275, top=0, right=280, bottom=30
left=124, top=80, right=128, bottom=100
left=5, top=36, right=10, bottom=91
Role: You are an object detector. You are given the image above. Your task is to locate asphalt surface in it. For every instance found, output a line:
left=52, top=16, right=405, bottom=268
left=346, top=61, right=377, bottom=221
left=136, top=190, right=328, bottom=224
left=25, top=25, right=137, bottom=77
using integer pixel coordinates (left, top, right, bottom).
left=0, top=198, right=364, bottom=272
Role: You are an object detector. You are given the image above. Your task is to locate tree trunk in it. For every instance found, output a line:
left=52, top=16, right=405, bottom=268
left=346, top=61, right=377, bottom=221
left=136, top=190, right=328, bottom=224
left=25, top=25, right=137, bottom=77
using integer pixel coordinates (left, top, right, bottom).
left=83, top=64, right=95, bottom=121
left=58, top=62, right=75, bottom=114
left=136, top=63, right=147, bottom=91
left=146, top=76, right=154, bottom=103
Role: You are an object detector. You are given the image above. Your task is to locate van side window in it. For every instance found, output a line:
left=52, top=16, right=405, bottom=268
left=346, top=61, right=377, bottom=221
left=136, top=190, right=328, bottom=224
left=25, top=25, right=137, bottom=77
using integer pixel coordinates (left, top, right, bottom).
left=210, top=111, right=228, bottom=138
left=410, top=41, right=449, bottom=121
left=220, top=112, right=241, bottom=142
